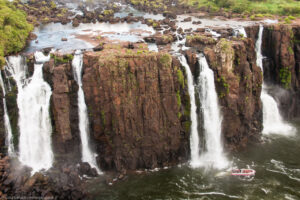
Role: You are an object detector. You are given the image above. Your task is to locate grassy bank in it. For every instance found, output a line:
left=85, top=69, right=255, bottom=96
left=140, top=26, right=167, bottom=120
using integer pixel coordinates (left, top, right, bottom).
left=180, top=0, right=300, bottom=16
left=0, top=0, right=33, bottom=67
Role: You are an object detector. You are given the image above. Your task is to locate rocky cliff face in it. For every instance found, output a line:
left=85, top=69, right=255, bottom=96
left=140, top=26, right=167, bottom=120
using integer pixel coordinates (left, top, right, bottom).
left=247, top=24, right=300, bottom=120
left=81, top=50, right=190, bottom=171
left=1, top=24, right=300, bottom=170
left=205, top=38, right=263, bottom=150
left=31, top=50, right=190, bottom=172
left=185, top=36, right=263, bottom=150
left=261, top=25, right=300, bottom=119
left=42, top=57, right=82, bottom=163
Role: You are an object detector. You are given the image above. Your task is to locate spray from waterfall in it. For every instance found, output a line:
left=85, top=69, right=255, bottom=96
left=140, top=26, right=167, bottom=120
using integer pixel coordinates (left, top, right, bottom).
left=255, top=25, right=295, bottom=135
left=178, top=55, right=200, bottom=167
left=6, top=53, right=54, bottom=173
left=197, top=54, right=228, bottom=169
left=72, top=50, right=101, bottom=174
left=0, top=72, right=14, bottom=156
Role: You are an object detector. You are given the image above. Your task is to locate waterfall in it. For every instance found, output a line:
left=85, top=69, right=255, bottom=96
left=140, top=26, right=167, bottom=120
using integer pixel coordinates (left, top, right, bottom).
left=255, top=25, right=295, bottom=135
left=178, top=55, right=200, bottom=167
left=233, top=27, right=247, bottom=38
left=0, top=72, right=14, bottom=156
left=197, top=54, right=228, bottom=169
left=72, top=50, right=101, bottom=174
left=6, top=53, right=54, bottom=172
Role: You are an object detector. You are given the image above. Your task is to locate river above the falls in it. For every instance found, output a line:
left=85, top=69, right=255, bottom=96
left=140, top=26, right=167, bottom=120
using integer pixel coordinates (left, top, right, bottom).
left=25, top=21, right=155, bottom=53
left=87, top=120, right=300, bottom=200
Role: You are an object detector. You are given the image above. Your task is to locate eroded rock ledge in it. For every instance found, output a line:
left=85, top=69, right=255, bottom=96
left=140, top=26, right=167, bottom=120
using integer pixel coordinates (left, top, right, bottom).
left=41, top=49, right=191, bottom=172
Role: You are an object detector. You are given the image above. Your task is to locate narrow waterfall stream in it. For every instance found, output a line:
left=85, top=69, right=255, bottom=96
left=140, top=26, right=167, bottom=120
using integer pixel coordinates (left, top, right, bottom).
left=72, top=50, right=101, bottom=173
left=0, top=72, right=14, bottom=156
left=197, top=54, right=228, bottom=169
left=255, top=25, right=295, bottom=135
left=178, top=55, right=200, bottom=167
left=233, top=27, right=247, bottom=37
left=6, top=52, right=53, bottom=172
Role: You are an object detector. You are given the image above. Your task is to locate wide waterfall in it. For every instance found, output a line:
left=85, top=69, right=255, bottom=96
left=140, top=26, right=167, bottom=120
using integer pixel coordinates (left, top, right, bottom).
left=197, top=54, right=228, bottom=169
left=0, top=72, right=14, bottom=156
left=72, top=50, right=101, bottom=173
left=6, top=52, right=54, bottom=172
left=178, top=55, right=200, bottom=167
left=255, top=25, right=295, bottom=135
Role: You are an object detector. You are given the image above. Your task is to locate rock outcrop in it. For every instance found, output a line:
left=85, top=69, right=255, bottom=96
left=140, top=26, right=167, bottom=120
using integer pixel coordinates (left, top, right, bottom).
left=81, top=50, right=190, bottom=171
left=205, top=38, right=263, bottom=150
left=0, top=154, right=87, bottom=200
left=187, top=37, right=263, bottom=150
left=261, top=25, right=300, bottom=119
left=247, top=24, right=300, bottom=120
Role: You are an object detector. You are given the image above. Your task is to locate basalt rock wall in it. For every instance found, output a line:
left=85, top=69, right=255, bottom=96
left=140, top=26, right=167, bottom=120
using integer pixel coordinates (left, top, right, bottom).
left=81, top=50, right=190, bottom=172
left=186, top=37, right=263, bottom=150
left=205, top=38, right=263, bottom=150
left=261, top=25, right=300, bottom=119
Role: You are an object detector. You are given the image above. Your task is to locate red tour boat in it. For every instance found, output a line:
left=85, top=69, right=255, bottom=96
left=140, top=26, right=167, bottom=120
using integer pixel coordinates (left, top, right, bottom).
left=231, top=169, right=256, bottom=176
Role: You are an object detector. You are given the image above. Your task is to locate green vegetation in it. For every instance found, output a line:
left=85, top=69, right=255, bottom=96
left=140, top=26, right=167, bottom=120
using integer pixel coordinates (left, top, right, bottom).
left=288, top=46, right=294, bottom=54
left=217, top=76, right=230, bottom=97
left=102, top=9, right=114, bottom=16
left=180, top=0, right=300, bottom=16
left=186, top=34, right=216, bottom=45
left=176, top=91, right=181, bottom=107
left=279, top=66, right=292, bottom=89
left=218, top=39, right=233, bottom=55
left=51, top=54, right=74, bottom=65
left=177, top=69, right=185, bottom=88
left=100, top=110, right=106, bottom=126
left=130, top=0, right=166, bottom=9
left=159, top=53, right=172, bottom=66
left=0, top=0, right=33, bottom=67
left=183, top=121, right=191, bottom=133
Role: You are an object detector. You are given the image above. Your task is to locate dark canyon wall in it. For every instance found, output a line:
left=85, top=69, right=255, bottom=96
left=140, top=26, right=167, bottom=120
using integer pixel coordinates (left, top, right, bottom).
left=1, top=24, right=300, bottom=170
left=185, top=36, right=263, bottom=150
left=40, top=50, right=190, bottom=172
left=205, top=38, right=263, bottom=150
left=247, top=24, right=300, bottom=120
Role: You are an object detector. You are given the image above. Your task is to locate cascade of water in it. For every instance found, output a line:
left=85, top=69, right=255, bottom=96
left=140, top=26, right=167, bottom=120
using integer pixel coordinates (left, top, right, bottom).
left=255, top=25, right=295, bottom=135
left=72, top=50, right=101, bottom=174
left=6, top=53, right=54, bottom=172
left=178, top=55, right=200, bottom=167
left=0, top=72, right=14, bottom=156
left=197, top=54, right=228, bottom=169
left=234, top=27, right=247, bottom=38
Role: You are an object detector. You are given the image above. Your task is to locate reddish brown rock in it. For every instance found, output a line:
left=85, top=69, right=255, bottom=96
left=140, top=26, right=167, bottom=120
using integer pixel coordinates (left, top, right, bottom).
left=204, top=38, right=263, bottom=150
left=259, top=25, right=300, bottom=119
left=42, top=56, right=81, bottom=160
left=82, top=50, right=190, bottom=171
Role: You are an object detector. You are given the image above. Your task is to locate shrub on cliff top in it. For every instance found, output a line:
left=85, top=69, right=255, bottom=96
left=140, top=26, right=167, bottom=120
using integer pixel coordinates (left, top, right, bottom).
left=0, top=0, right=33, bottom=67
left=180, top=0, right=300, bottom=16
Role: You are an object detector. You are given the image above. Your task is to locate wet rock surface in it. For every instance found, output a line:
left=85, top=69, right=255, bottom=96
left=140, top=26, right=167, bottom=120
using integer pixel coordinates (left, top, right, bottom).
left=0, top=154, right=89, bottom=199
left=204, top=38, right=263, bottom=150
left=260, top=25, right=300, bottom=119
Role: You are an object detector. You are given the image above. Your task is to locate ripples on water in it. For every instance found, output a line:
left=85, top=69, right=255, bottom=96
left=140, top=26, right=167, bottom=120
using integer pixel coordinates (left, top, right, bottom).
left=88, top=121, right=300, bottom=200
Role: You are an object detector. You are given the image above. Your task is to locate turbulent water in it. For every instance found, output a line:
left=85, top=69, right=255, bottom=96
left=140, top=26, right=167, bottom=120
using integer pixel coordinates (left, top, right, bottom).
left=88, top=121, right=300, bottom=200
left=178, top=55, right=200, bottom=167
left=6, top=53, right=53, bottom=172
left=72, top=50, right=101, bottom=173
left=0, top=72, right=14, bottom=156
left=197, top=54, right=228, bottom=169
left=255, top=25, right=295, bottom=135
